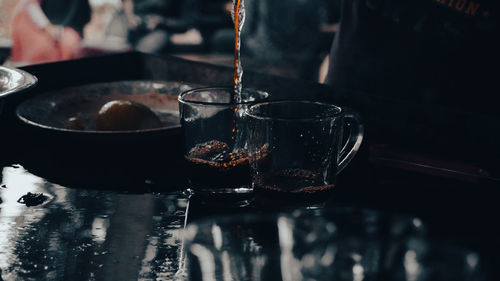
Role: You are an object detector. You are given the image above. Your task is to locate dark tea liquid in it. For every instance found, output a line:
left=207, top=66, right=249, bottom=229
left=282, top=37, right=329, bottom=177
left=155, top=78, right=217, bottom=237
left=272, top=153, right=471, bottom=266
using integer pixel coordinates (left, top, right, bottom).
left=254, top=169, right=335, bottom=196
left=185, top=140, right=251, bottom=188
left=232, top=0, right=245, bottom=102
left=230, top=0, right=246, bottom=143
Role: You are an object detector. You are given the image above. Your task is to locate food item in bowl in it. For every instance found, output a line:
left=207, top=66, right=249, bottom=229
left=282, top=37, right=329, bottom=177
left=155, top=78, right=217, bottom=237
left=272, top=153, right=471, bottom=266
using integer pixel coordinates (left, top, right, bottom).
left=96, top=100, right=162, bottom=131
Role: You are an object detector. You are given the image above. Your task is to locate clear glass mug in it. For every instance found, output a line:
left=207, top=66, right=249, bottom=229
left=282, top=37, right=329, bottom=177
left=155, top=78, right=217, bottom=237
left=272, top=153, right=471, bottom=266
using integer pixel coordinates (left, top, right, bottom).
left=178, top=87, right=269, bottom=195
left=246, top=100, right=364, bottom=200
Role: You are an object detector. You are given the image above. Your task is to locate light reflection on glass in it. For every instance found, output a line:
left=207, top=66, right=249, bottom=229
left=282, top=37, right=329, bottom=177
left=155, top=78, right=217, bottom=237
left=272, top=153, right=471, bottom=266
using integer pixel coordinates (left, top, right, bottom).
left=352, top=263, right=365, bottom=281
left=278, top=216, right=302, bottom=281
left=404, top=250, right=421, bottom=281
left=466, top=252, right=479, bottom=271
left=190, top=243, right=217, bottom=281
left=302, top=253, right=316, bottom=269
left=412, top=218, right=423, bottom=229
left=221, top=251, right=232, bottom=281
left=212, top=224, right=223, bottom=251
left=91, top=217, right=109, bottom=244
left=138, top=236, right=159, bottom=279
left=320, top=244, right=336, bottom=267
left=52, top=184, right=72, bottom=209
left=465, top=250, right=480, bottom=274
left=251, top=255, right=267, bottom=280
left=277, top=217, right=294, bottom=250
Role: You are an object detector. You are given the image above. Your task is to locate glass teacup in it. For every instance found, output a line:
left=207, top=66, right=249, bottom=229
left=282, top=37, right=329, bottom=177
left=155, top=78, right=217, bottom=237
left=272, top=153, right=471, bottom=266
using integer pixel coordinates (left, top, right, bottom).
left=178, top=87, right=269, bottom=196
left=246, top=100, right=364, bottom=203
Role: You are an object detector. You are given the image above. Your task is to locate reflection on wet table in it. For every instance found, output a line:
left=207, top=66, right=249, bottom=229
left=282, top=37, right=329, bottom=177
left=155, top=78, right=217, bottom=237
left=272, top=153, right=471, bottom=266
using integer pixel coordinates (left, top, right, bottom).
left=0, top=165, right=188, bottom=281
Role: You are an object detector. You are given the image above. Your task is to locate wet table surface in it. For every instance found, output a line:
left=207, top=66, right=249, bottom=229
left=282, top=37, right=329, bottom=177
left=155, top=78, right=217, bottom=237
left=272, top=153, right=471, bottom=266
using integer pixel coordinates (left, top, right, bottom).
left=2, top=154, right=500, bottom=281
left=0, top=164, right=189, bottom=281
left=0, top=113, right=499, bottom=280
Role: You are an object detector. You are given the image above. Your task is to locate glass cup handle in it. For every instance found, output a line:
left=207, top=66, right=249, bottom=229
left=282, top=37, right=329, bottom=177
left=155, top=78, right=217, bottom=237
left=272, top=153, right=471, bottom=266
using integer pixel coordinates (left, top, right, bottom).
left=337, top=111, right=364, bottom=175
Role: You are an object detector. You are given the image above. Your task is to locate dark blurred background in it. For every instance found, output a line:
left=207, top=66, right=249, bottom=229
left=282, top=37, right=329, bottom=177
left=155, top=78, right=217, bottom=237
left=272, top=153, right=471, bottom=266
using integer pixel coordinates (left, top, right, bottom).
left=2, top=0, right=498, bottom=162
left=0, top=0, right=341, bottom=83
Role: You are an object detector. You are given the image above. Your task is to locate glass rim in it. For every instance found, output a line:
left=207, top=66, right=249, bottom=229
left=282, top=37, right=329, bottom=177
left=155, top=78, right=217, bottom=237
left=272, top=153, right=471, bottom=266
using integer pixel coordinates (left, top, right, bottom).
left=245, top=100, right=343, bottom=121
left=178, top=86, right=269, bottom=107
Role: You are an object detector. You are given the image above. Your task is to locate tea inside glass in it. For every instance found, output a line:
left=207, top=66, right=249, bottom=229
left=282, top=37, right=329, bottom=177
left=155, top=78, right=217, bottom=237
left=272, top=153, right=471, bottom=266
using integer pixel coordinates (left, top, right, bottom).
left=246, top=100, right=363, bottom=200
left=178, top=87, right=269, bottom=194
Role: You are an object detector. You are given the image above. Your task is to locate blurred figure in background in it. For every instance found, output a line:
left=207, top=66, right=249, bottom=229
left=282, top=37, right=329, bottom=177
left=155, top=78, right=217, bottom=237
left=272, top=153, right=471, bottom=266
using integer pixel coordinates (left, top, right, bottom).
left=243, top=0, right=328, bottom=80
left=9, top=0, right=91, bottom=65
left=325, top=0, right=498, bottom=110
left=205, top=0, right=329, bottom=81
left=104, top=0, right=190, bottom=54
